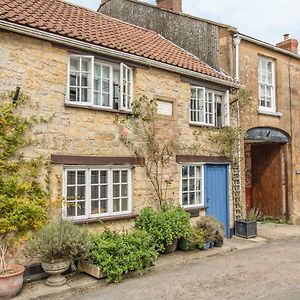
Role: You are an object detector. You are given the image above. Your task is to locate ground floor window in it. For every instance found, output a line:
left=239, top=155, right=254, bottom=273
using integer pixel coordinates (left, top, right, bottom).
left=63, top=167, right=131, bottom=220
left=181, top=164, right=204, bottom=207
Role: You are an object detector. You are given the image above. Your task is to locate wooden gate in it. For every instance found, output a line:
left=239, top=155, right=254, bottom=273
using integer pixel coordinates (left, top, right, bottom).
left=251, top=144, right=284, bottom=218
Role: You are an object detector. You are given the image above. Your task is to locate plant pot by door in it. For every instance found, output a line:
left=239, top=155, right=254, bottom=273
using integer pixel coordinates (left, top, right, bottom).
left=214, top=239, right=224, bottom=247
left=235, top=220, right=257, bottom=239
left=0, top=264, right=25, bottom=299
left=200, top=242, right=210, bottom=251
left=164, top=239, right=178, bottom=254
left=41, top=259, right=71, bottom=287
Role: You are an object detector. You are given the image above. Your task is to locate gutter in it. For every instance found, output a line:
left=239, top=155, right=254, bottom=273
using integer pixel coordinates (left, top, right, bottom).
left=0, top=20, right=239, bottom=89
left=234, top=33, right=300, bottom=61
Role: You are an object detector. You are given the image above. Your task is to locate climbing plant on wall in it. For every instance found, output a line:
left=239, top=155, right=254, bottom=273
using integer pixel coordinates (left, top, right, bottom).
left=0, top=91, right=50, bottom=273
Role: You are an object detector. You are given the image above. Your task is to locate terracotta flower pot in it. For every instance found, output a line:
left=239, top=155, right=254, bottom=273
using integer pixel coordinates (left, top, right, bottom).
left=0, top=264, right=25, bottom=299
left=41, top=258, right=71, bottom=287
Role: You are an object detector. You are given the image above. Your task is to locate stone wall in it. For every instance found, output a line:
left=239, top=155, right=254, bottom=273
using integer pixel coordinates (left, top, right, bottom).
left=0, top=30, right=236, bottom=233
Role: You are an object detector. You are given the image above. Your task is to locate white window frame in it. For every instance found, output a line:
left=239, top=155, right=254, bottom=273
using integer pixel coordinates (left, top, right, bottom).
left=66, top=55, right=133, bottom=112
left=190, top=86, right=229, bottom=127
left=62, top=166, right=132, bottom=221
left=258, top=56, right=276, bottom=113
left=180, top=164, right=205, bottom=208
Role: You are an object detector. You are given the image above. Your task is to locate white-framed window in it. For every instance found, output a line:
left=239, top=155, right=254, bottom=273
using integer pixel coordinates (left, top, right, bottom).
left=180, top=164, right=204, bottom=208
left=67, top=55, right=134, bottom=111
left=190, top=87, right=229, bottom=127
left=63, top=167, right=132, bottom=220
left=258, top=56, right=276, bottom=112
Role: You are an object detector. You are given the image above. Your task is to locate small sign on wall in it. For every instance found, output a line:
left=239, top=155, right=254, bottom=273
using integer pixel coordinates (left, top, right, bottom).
left=157, top=100, right=173, bottom=116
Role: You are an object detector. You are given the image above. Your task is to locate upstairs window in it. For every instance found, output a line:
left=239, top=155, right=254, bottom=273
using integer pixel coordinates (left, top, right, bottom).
left=67, top=55, right=133, bottom=111
left=258, top=56, right=276, bottom=112
left=190, top=87, right=229, bottom=127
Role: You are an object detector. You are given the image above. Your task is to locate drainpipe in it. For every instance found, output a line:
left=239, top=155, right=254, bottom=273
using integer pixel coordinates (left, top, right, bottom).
left=233, top=35, right=241, bottom=81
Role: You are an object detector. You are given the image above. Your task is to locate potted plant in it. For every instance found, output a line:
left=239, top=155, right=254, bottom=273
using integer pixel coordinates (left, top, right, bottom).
left=26, top=221, right=91, bottom=287
left=135, top=206, right=191, bottom=254
left=235, top=208, right=261, bottom=239
left=196, top=216, right=222, bottom=249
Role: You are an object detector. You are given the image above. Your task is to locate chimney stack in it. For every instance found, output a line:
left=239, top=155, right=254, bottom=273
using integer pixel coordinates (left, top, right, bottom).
left=276, top=34, right=299, bottom=54
left=156, top=0, right=182, bottom=14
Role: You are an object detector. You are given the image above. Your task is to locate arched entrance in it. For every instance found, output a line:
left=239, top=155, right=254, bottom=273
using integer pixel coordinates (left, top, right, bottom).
left=244, top=127, right=291, bottom=219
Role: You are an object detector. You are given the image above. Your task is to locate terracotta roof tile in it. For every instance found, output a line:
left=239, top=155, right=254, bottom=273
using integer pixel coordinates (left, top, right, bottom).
left=0, top=0, right=233, bottom=82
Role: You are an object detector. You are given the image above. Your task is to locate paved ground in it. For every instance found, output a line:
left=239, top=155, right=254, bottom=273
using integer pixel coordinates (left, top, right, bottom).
left=61, top=226, right=300, bottom=300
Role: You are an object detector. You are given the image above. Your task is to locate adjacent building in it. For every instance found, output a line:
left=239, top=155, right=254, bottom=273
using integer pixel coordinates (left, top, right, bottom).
left=100, top=0, right=300, bottom=223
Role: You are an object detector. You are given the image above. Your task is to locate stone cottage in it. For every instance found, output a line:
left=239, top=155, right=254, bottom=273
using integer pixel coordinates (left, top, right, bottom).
left=99, top=0, right=300, bottom=223
left=0, top=0, right=238, bottom=237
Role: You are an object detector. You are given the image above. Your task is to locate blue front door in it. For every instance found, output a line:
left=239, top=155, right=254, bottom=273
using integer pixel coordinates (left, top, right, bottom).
left=205, top=164, right=230, bottom=238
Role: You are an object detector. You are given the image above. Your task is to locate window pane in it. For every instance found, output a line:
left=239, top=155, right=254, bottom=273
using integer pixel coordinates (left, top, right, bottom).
left=69, top=87, right=79, bottom=102
left=67, top=186, right=76, bottom=200
left=70, top=73, right=80, bottom=86
left=77, top=186, right=86, bottom=200
left=189, top=166, right=195, bottom=177
left=196, top=192, right=202, bottom=204
left=196, top=166, right=202, bottom=178
left=91, top=200, right=99, bottom=215
left=189, top=179, right=195, bottom=191
left=182, top=179, right=188, bottom=192
left=95, top=65, right=101, bottom=77
left=113, top=171, right=120, bottom=183
left=103, top=80, right=110, bottom=93
left=102, top=93, right=110, bottom=107
left=100, top=171, right=108, bottom=184
left=67, top=204, right=75, bottom=217
left=121, top=184, right=128, bottom=197
left=100, top=185, right=108, bottom=198
left=91, top=171, right=99, bottom=184
left=77, top=171, right=86, bottom=184
left=182, top=193, right=188, bottom=206
left=113, top=199, right=120, bottom=212
left=67, top=171, right=76, bottom=185
left=189, top=192, right=195, bottom=205
left=113, top=185, right=120, bottom=197
left=91, top=185, right=99, bottom=199
left=182, top=166, right=188, bottom=178
left=94, top=78, right=101, bottom=91
left=70, top=57, right=80, bottom=71
left=121, top=171, right=128, bottom=183
left=81, top=58, right=91, bottom=72
left=77, top=202, right=85, bottom=216
left=102, top=66, right=110, bottom=79
left=81, top=88, right=88, bottom=102
left=121, top=198, right=128, bottom=211
left=100, top=200, right=108, bottom=213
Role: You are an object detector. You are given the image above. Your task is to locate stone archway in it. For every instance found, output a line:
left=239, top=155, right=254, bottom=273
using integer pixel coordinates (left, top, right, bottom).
left=244, top=127, right=291, bottom=219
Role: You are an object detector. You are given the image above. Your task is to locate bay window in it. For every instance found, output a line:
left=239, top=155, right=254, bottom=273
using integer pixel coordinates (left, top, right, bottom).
left=67, top=55, right=133, bottom=111
left=190, top=87, right=229, bottom=127
left=63, top=167, right=132, bottom=220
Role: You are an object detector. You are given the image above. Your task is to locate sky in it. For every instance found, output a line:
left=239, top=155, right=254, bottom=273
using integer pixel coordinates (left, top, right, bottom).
left=67, top=0, right=300, bottom=45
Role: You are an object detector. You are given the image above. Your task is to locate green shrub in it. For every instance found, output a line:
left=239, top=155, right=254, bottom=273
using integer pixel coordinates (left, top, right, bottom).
left=196, top=216, right=225, bottom=243
left=135, top=206, right=191, bottom=252
left=189, top=227, right=206, bottom=248
left=25, top=221, right=91, bottom=262
left=90, top=230, right=158, bottom=283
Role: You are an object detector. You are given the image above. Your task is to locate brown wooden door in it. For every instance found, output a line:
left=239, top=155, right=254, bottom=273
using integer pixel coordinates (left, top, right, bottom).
left=251, top=144, right=283, bottom=218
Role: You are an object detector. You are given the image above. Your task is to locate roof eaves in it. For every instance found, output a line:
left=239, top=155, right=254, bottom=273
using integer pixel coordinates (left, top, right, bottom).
left=0, top=19, right=239, bottom=88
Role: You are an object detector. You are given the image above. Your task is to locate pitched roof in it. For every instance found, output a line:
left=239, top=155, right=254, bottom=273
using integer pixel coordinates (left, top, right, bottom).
left=0, top=0, right=233, bottom=82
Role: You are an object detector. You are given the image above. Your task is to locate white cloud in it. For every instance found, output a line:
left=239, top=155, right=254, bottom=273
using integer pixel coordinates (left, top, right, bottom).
left=67, top=0, right=300, bottom=44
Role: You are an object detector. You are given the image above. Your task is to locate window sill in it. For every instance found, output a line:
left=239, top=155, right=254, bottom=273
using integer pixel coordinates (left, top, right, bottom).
left=189, top=123, right=228, bottom=129
left=257, top=109, right=283, bottom=117
left=184, top=205, right=207, bottom=212
left=65, top=102, right=132, bottom=115
left=72, top=213, right=138, bottom=225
